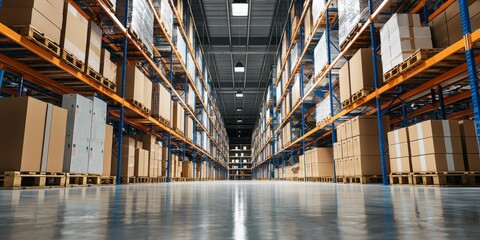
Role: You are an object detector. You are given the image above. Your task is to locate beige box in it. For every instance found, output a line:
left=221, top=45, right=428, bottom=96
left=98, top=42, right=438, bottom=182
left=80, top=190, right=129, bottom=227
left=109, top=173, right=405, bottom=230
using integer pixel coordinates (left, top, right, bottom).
left=317, top=162, right=334, bottom=177
left=389, top=157, right=411, bottom=173
left=411, top=153, right=464, bottom=172
left=341, top=140, right=348, bottom=159
left=351, top=115, right=390, bottom=137
left=102, top=124, right=114, bottom=176
left=100, top=49, right=117, bottom=83
left=408, top=120, right=461, bottom=141
left=354, top=155, right=382, bottom=176
left=465, top=154, right=480, bottom=171
left=428, top=12, right=450, bottom=48
left=336, top=122, right=346, bottom=141
left=353, top=135, right=380, bottom=156
left=152, top=83, right=172, bottom=125
left=112, top=143, right=135, bottom=177
left=339, top=62, right=351, bottom=103
left=410, top=137, right=463, bottom=156
left=349, top=48, right=383, bottom=95
left=86, top=21, right=102, bottom=72
left=143, top=76, right=152, bottom=112
left=389, top=142, right=410, bottom=159
left=345, top=120, right=353, bottom=139
left=333, top=142, right=343, bottom=160
left=348, top=158, right=355, bottom=177
left=117, top=65, right=144, bottom=105
left=61, top=2, right=88, bottom=62
left=335, top=159, right=344, bottom=176
left=459, top=120, right=477, bottom=137
left=387, top=127, right=409, bottom=145
left=347, top=138, right=354, bottom=158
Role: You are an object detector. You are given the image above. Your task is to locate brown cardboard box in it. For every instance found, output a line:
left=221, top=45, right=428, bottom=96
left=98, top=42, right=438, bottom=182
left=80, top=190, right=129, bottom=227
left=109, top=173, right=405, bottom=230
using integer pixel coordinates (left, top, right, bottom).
left=111, top=144, right=135, bottom=177
left=388, top=142, right=410, bottom=159
left=459, top=120, right=477, bottom=137
left=345, top=120, right=353, bottom=139
left=317, top=162, right=334, bottom=177
left=353, top=135, right=380, bottom=156
left=410, top=137, right=463, bottom=156
left=0, top=97, right=47, bottom=172
left=411, top=153, right=464, bottom=172
left=428, top=12, right=450, bottom=48
left=337, top=122, right=346, bottom=141
left=313, top=148, right=333, bottom=163
left=348, top=158, right=355, bottom=177
left=304, top=7, right=314, bottom=44
left=2, top=0, right=64, bottom=25
left=387, top=128, right=409, bottom=145
left=341, top=140, right=348, bottom=159
left=347, top=138, right=354, bottom=158
left=103, top=124, right=113, bottom=176
left=86, top=21, right=102, bottom=72
left=134, top=149, right=147, bottom=177
left=335, top=159, right=344, bottom=176
left=447, top=14, right=463, bottom=45
left=100, top=49, right=117, bottom=83
left=117, top=65, right=144, bottom=104
left=351, top=115, right=390, bottom=137
left=466, top=154, right=480, bottom=171
left=349, top=48, right=383, bottom=95
left=389, top=157, right=411, bottom=173
left=333, top=142, right=343, bottom=160
left=0, top=7, right=62, bottom=43
left=408, top=120, right=461, bottom=141
left=339, top=62, right=351, bottom=103
left=143, top=76, right=152, bottom=112
left=61, top=2, right=88, bottom=62
left=462, top=137, right=479, bottom=154
left=354, top=155, right=382, bottom=176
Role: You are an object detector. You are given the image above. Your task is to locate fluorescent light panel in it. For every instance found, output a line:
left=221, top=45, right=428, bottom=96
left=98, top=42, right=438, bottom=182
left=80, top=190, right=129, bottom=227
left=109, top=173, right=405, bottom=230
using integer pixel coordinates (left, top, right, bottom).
left=232, top=0, right=248, bottom=16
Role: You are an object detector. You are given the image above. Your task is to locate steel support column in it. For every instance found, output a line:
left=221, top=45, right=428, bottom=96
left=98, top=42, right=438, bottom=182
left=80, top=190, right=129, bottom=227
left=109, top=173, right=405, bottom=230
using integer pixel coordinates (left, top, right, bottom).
left=326, top=7, right=337, bottom=183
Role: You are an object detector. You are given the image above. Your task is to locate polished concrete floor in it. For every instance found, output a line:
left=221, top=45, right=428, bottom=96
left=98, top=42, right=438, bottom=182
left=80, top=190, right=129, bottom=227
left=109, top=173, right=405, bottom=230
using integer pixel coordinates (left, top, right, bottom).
left=0, top=181, right=480, bottom=239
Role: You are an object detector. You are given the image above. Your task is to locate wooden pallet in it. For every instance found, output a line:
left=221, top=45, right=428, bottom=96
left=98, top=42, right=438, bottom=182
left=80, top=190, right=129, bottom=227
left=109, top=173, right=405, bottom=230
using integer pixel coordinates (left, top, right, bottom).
left=411, top=171, right=473, bottom=186
left=65, top=173, right=91, bottom=187
left=339, top=22, right=379, bottom=55
left=155, top=116, right=171, bottom=127
left=127, top=99, right=144, bottom=110
left=127, top=28, right=153, bottom=59
left=11, top=25, right=61, bottom=57
left=87, top=175, right=102, bottom=185
left=383, top=64, right=400, bottom=82
left=389, top=173, right=413, bottom=185
left=120, top=176, right=136, bottom=184
left=345, top=175, right=383, bottom=184
left=174, top=128, right=184, bottom=136
left=351, top=88, right=373, bottom=103
left=102, top=0, right=116, bottom=13
left=101, top=176, right=116, bottom=185
left=0, top=171, right=65, bottom=189
left=398, top=49, right=443, bottom=74
left=335, top=176, right=345, bottom=183
left=318, top=13, right=339, bottom=30
left=61, top=49, right=85, bottom=72
left=85, top=67, right=105, bottom=83
left=341, top=99, right=351, bottom=109
left=102, top=78, right=117, bottom=92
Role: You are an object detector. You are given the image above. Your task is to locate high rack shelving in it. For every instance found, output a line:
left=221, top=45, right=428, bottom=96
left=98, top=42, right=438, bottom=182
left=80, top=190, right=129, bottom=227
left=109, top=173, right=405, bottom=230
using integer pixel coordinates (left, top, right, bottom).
left=251, top=0, right=480, bottom=184
left=229, top=144, right=252, bottom=180
left=0, top=0, right=230, bottom=183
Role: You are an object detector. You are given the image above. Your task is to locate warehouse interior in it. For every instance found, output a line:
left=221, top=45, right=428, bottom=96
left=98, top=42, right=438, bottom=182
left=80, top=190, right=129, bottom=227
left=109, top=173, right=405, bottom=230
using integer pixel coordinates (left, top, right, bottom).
left=0, top=0, right=480, bottom=238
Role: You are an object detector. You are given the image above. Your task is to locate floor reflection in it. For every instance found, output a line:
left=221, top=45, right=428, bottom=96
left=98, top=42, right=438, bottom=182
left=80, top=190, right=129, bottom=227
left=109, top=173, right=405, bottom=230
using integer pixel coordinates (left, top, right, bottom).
left=0, top=182, right=479, bottom=239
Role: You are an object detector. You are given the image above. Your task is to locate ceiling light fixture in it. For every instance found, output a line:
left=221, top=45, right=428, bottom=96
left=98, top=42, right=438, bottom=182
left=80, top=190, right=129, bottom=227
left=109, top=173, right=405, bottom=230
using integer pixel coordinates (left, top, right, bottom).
left=234, top=62, right=245, bottom=72
left=232, top=0, right=248, bottom=17
left=237, top=107, right=243, bottom=112
left=236, top=91, right=244, bottom=98
left=237, top=119, right=243, bottom=123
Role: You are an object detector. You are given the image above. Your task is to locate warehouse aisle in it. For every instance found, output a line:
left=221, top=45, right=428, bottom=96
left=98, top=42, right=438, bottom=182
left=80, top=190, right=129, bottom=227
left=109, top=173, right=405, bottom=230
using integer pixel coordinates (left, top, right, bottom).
left=0, top=182, right=479, bottom=239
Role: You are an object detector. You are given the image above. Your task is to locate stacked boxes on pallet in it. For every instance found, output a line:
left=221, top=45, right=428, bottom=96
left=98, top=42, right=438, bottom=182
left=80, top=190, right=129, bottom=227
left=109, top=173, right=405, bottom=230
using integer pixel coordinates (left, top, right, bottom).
left=315, top=93, right=341, bottom=125
left=116, top=0, right=154, bottom=55
left=337, top=0, right=369, bottom=47
left=314, top=30, right=340, bottom=82
left=0, top=0, right=64, bottom=43
left=103, top=125, right=114, bottom=177
left=171, top=101, right=185, bottom=134
left=100, top=49, right=118, bottom=86
left=116, top=65, right=153, bottom=113
left=428, top=1, right=480, bottom=48
left=380, top=14, right=432, bottom=74
left=459, top=120, right=480, bottom=171
left=408, top=120, right=465, bottom=172
left=298, top=148, right=334, bottom=178
left=112, top=137, right=136, bottom=178
left=0, top=97, right=67, bottom=173
left=387, top=128, right=412, bottom=173
left=333, top=116, right=390, bottom=178
left=86, top=20, right=102, bottom=73
left=61, top=2, right=88, bottom=67
left=153, top=0, right=173, bottom=38
left=312, top=0, right=337, bottom=24
left=152, top=82, right=172, bottom=124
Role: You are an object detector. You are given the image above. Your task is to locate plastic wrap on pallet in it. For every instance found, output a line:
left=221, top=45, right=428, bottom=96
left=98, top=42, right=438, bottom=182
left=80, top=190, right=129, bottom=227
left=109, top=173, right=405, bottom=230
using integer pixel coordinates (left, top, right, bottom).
left=107, top=0, right=116, bottom=10
left=315, top=93, right=341, bottom=125
left=275, top=82, right=282, bottom=105
left=292, top=73, right=301, bottom=105
left=153, top=0, right=173, bottom=38
left=187, top=85, right=195, bottom=110
left=312, top=0, right=337, bottom=24
left=314, top=30, right=339, bottom=79
left=116, top=0, right=154, bottom=55
left=290, top=42, right=299, bottom=70
left=338, top=0, right=369, bottom=47
left=187, top=53, right=196, bottom=79
left=174, top=28, right=187, bottom=62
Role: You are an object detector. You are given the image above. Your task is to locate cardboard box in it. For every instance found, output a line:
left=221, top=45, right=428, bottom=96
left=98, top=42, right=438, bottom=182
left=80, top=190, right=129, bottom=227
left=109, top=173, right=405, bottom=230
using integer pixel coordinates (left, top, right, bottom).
left=351, top=115, right=390, bottom=137
left=111, top=137, right=135, bottom=177
left=386, top=14, right=421, bottom=34
left=134, top=149, right=148, bottom=177
left=337, top=122, right=346, bottom=141
left=465, top=154, right=480, bottom=171
left=100, top=49, right=117, bottom=83
left=143, top=76, right=152, bottom=112
left=117, top=65, right=144, bottom=104
left=339, top=62, right=351, bottom=103
left=461, top=137, right=479, bottom=154
left=61, top=2, right=88, bottom=62
left=428, top=12, right=450, bottom=48
left=353, top=135, right=380, bottom=156
left=459, top=120, right=477, bottom=137
left=354, top=155, right=382, bottom=176
left=86, top=21, right=102, bottom=72
left=408, top=120, right=461, bottom=141
left=387, top=128, right=409, bottom=145
left=389, top=157, right=411, bottom=173
left=349, top=48, right=383, bottom=95
left=103, top=124, right=114, bottom=176
left=410, top=137, right=463, bottom=156
left=333, top=142, right=343, bottom=160
left=347, top=138, right=354, bottom=158
left=348, top=158, right=355, bottom=177
left=335, top=159, right=344, bottom=176
left=345, top=120, right=352, bottom=139
left=411, top=153, right=464, bottom=172
left=341, top=140, right=348, bottom=159
left=43, top=104, right=67, bottom=173
left=388, top=142, right=410, bottom=159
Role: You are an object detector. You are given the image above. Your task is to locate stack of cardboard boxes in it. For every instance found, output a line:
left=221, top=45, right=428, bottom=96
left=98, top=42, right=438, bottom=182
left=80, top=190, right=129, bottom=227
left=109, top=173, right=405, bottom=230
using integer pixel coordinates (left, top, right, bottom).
left=100, top=49, right=118, bottom=86
left=152, top=82, right=172, bottom=124
left=380, top=13, right=433, bottom=74
left=116, top=65, right=153, bottom=113
left=339, top=48, right=383, bottom=104
left=459, top=120, right=480, bottom=171
left=333, top=116, right=390, bottom=178
left=429, top=0, right=480, bottom=48
left=171, top=101, right=186, bottom=134
left=116, top=0, right=154, bottom=55
left=298, top=148, right=334, bottom=178
left=387, top=128, right=412, bottom=173
left=153, top=0, right=173, bottom=38
left=315, top=92, right=341, bottom=125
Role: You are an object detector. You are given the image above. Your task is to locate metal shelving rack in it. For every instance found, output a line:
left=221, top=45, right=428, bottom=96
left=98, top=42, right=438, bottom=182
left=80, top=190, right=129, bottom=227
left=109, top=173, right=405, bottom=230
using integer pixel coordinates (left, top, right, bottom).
left=251, top=0, right=480, bottom=184
left=229, top=144, right=252, bottom=180
left=0, top=0, right=230, bottom=183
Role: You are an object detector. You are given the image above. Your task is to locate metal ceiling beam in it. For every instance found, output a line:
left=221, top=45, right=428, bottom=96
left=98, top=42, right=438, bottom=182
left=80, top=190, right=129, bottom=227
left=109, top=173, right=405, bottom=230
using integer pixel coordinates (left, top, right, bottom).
left=200, top=37, right=277, bottom=46
left=206, top=50, right=275, bottom=55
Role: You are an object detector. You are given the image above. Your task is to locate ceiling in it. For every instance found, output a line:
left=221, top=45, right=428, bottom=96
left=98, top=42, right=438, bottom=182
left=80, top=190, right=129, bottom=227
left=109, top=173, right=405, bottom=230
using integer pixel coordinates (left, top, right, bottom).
left=189, top=0, right=290, bottom=143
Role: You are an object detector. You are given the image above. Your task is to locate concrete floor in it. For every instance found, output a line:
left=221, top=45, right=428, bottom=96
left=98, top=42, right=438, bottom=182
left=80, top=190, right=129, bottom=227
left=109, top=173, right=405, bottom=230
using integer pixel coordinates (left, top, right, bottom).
left=0, top=181, right=479, bottom=239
